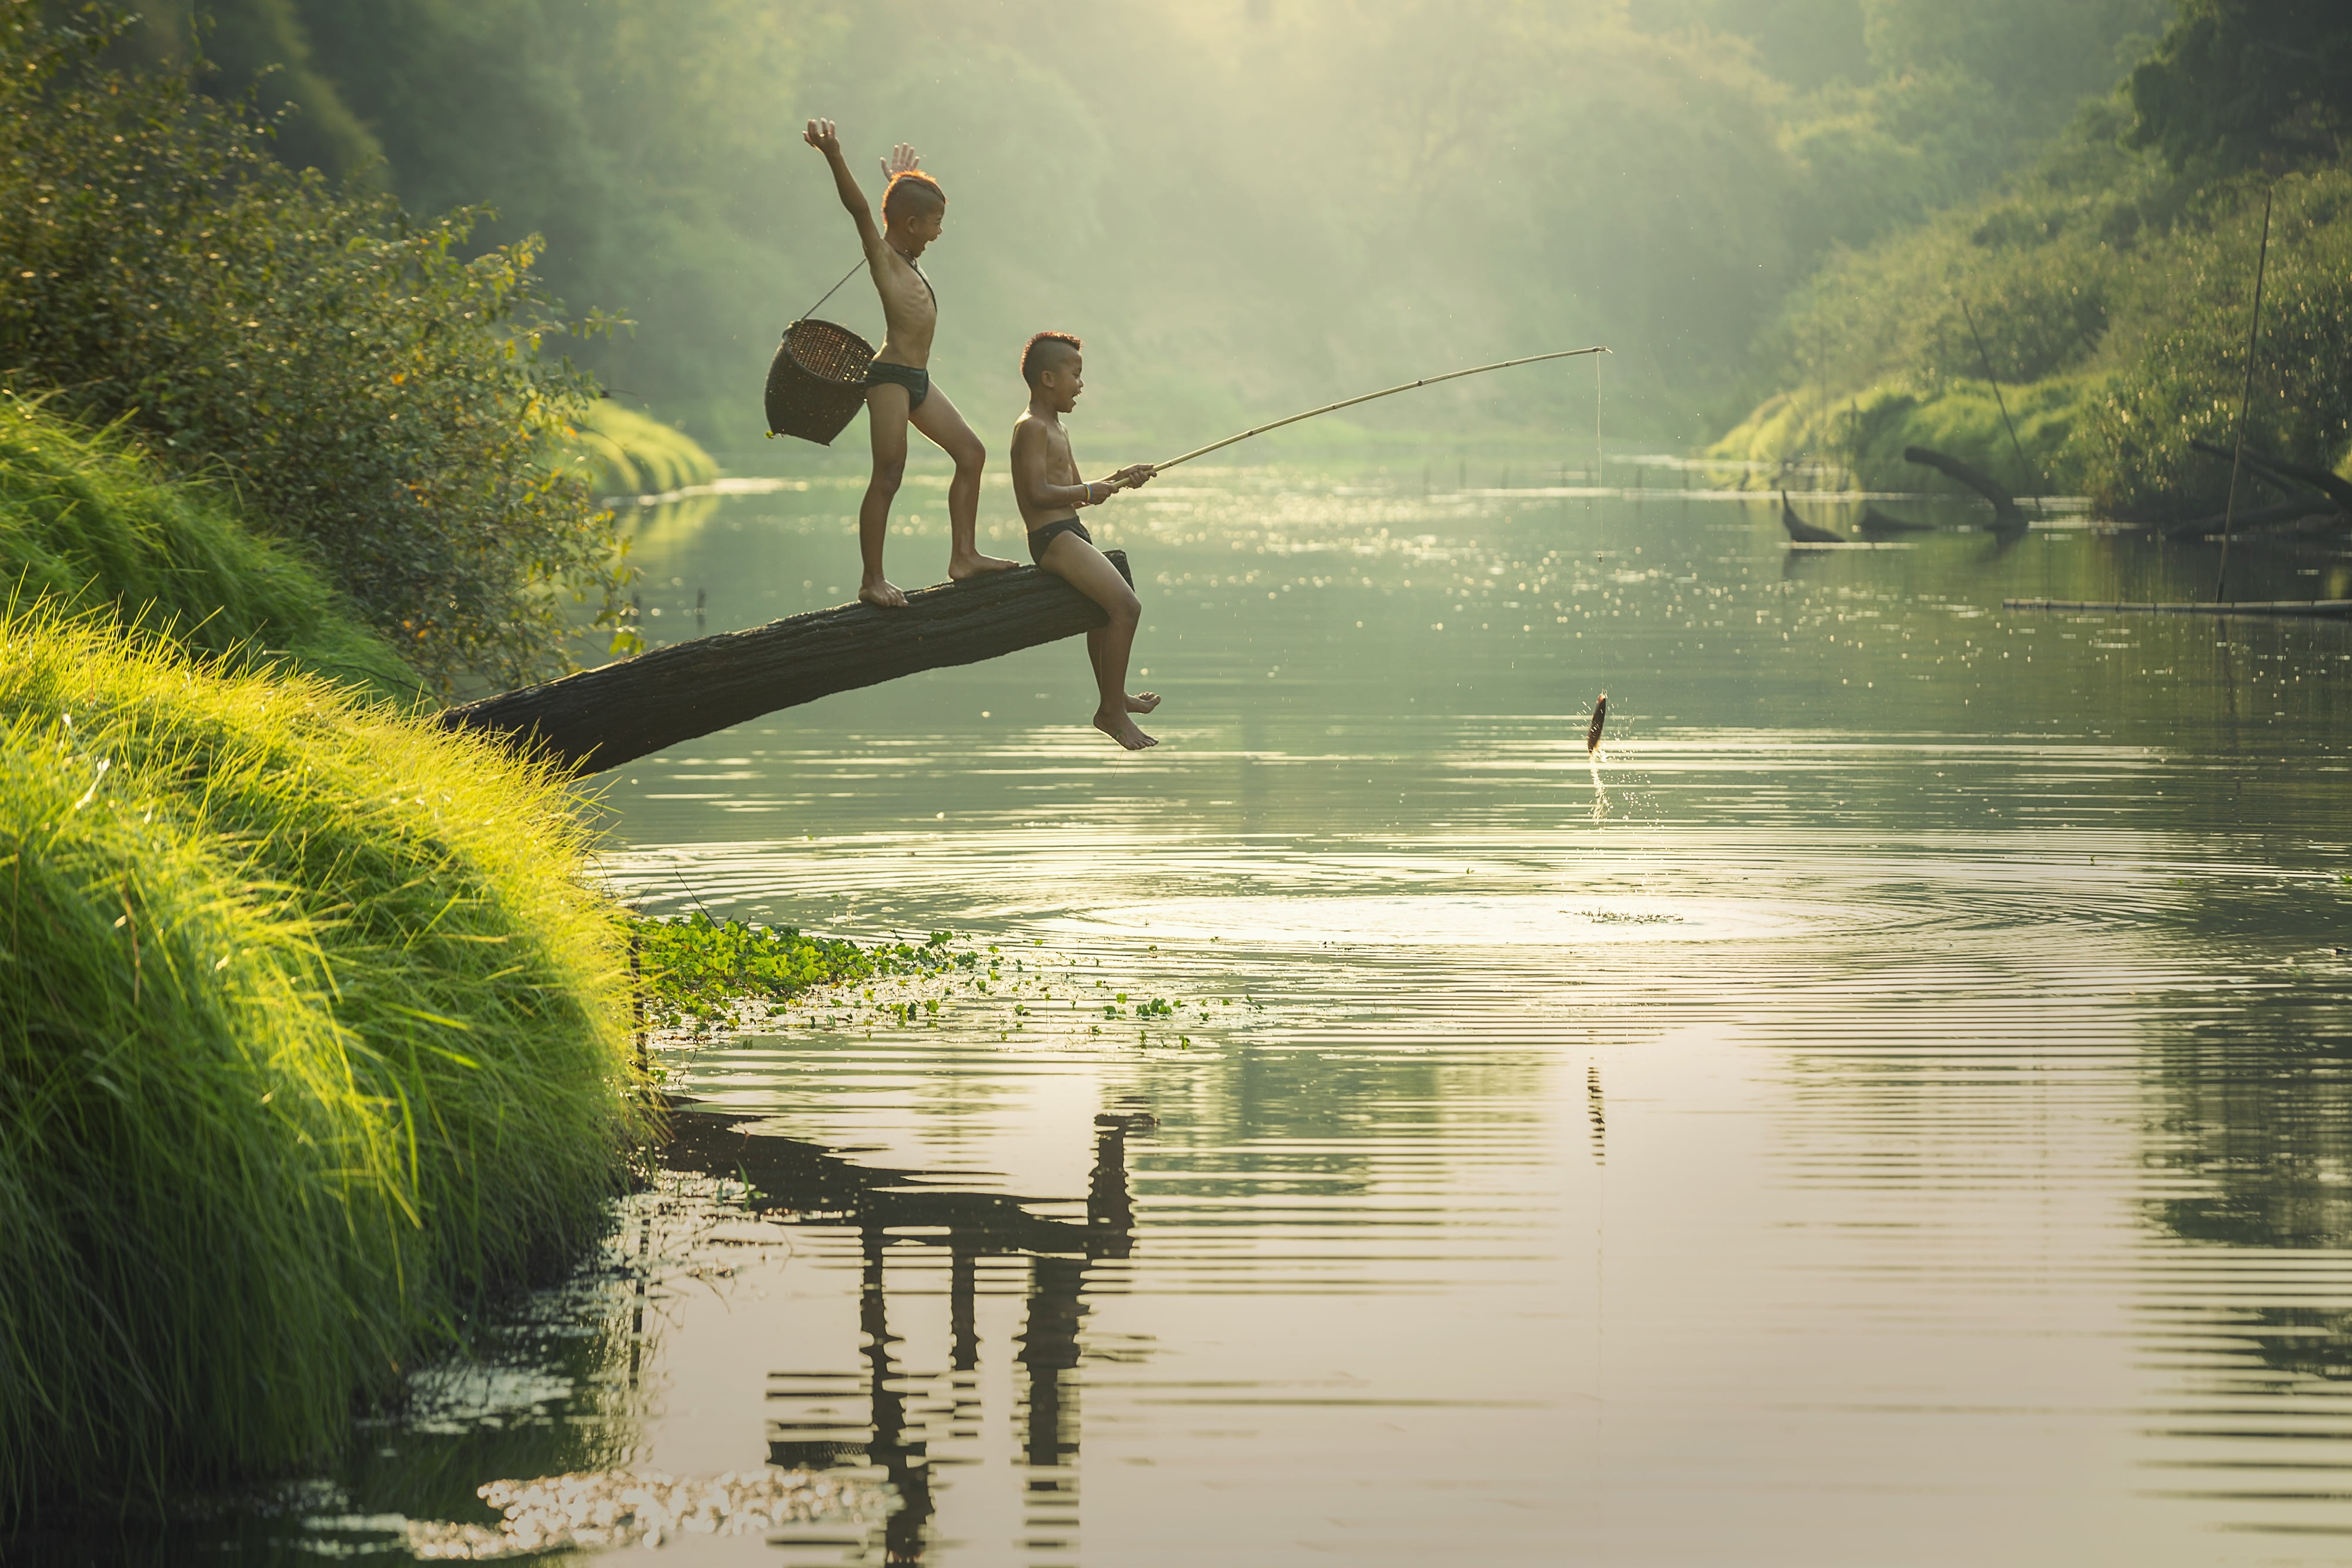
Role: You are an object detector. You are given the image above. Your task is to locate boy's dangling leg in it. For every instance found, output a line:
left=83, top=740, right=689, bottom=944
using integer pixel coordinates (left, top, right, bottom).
left=860, top=383, right=913, bottom=608
left=1042, top=533, right=1157, bottom=750
left=910, top=386, right=1014, bottom=579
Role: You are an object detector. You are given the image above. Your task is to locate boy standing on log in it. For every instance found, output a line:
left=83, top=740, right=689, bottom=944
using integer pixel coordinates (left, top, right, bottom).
left=1010, top=332, right=1161, bottom=750
left=803, top=119, right=1013, bottom=607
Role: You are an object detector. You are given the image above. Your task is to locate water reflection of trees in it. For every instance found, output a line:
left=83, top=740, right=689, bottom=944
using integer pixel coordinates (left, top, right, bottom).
left=2151, top=1004, right=2352, bottom=1382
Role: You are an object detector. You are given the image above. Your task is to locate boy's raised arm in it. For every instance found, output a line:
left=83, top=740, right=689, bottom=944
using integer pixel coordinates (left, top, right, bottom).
left=803, top=118, right=882, bottom=256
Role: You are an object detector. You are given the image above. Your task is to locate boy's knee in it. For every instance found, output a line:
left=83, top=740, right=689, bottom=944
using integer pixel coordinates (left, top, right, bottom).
left=954, top=443, right=986, bottom=476
left=870, top=456, right=906, bottom=492
left=1110, top=591, right=1141, bottom=626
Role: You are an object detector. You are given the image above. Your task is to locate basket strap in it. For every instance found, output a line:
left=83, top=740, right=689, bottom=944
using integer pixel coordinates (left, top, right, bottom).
left=797, top=258, right=866, bottom=325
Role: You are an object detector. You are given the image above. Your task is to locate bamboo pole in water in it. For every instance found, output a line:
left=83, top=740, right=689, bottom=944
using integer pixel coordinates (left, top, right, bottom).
left=1150, top=347, right=1611, bottom=472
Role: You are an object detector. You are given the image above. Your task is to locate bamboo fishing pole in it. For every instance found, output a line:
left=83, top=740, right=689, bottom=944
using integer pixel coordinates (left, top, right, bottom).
left=1148, top=347, right=1612, bottom=473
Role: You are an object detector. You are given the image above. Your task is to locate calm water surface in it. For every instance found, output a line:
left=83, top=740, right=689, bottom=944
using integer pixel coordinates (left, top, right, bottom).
left=315, top=471, right=2352, bottom=1562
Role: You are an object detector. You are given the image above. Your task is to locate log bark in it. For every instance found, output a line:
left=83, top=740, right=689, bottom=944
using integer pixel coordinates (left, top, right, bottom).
left=437, top=552, right=1133, bottom=774
left=2187, top=437, right=2352, bottom=512
left=1902, top=445, right=2027, bottom=530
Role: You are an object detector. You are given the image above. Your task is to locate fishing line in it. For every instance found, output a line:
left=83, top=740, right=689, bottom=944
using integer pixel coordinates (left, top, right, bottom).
left=1957, top=293, right=2036, bottom=513
left=1150, top=347, right=1611, bottom=473
left=2216, top=188, right=2274, bottom=605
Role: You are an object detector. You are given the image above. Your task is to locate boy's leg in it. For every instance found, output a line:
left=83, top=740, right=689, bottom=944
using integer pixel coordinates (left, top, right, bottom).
left=860, top=385, right=912, bottom=607
left=1039, top=531, right=1158, bottom=750
left=907, top=385, right=1014, bottom=579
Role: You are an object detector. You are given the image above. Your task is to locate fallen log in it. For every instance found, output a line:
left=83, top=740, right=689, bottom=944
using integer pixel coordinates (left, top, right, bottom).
left=2003, top=597, right=2352, bottom=618
left=438, top=552, right=1134, bottom=774
left=1857, top=504, right=1933, bottom=536
left=2161, top=496, right=2345, bottom=540
left=1902, top=446, right=2027, bottom=532
left=2189, top=437, right=2352, bottom=512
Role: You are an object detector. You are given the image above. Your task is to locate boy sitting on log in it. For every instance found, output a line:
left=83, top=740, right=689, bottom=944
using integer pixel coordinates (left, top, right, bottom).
left=1009, top=332, right=1161, bottom=749
left=803, top=118, right=1014, bottom=607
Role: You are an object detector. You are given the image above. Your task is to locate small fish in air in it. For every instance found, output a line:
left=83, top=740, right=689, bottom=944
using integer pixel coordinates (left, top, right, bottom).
left=1586, top=694, right=1608, bottom=755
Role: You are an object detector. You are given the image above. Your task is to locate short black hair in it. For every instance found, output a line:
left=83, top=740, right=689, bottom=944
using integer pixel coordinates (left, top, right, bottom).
left=882, top=169, right=946, bottom=224
left=1021, top=330, right=1082, bottom=387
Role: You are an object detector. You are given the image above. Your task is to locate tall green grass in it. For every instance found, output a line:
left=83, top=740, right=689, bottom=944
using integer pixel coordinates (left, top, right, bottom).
left=0, top=393, right=420, bottom=699
left=556, top=401, right=719, bottom=499
left=0, top=607, right=651, bottom=1516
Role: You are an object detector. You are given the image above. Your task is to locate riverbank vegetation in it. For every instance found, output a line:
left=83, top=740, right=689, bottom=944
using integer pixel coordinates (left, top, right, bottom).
left=0, top=9, right=667, bottom=1517
left=1715, top=2, right=2352, bottom=520
left=0, top=607, right=650, bottom=1514
left=0, top=9, right=630, bottom=690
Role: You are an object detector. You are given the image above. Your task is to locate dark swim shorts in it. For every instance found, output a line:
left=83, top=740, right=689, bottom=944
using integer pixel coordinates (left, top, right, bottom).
left=864, top=359, right=930, bottom=409
left=1027, top=517, right=1090, bottom=565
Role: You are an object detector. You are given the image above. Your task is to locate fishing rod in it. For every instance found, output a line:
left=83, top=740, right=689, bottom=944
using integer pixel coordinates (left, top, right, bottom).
left=1149, top=346, right=1611, bottom=473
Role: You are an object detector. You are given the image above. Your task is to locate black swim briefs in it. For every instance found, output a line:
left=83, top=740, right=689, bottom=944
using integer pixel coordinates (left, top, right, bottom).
left=1027, top=517, right=1091, bottom=565
left=864, top=359, right=930, bottom=409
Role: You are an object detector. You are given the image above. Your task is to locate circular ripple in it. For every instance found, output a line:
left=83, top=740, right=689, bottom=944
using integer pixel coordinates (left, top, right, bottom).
left=1056, top=893, right=1838, bottom=946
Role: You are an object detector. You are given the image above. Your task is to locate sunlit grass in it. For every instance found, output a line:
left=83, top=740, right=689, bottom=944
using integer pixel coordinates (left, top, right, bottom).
left=0, top=607, right=651, bottom=1516
left=0, top=392, right=420, bottom=699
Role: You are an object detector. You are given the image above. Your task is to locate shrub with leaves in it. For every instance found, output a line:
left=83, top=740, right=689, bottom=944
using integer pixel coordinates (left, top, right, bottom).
left=0, top=5, right=630, bottom=690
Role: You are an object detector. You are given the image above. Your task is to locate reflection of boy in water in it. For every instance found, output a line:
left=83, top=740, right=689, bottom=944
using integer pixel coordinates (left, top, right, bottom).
left=1009, top=332, right=1161, bottom=749
left=803, top=118, right=1014, bottom=607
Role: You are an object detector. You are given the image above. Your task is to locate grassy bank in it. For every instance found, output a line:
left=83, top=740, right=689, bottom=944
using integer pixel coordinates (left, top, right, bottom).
left=559, top=401, right=719, bottom=499
left=0, top=604, right=651, bottom=1514
left=1719, top=91, right=2352, bottom=517
left=0, top=395, right=419, bottom=698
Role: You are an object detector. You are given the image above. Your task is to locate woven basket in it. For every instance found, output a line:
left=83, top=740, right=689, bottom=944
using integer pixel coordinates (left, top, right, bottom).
left=764, top=318, right=875, bottom=445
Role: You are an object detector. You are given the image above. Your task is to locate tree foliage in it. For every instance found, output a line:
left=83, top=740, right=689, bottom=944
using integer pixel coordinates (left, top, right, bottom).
left=0, top=6, right=627, bottom=690
left=2129, top=0, right=2352, bottom=172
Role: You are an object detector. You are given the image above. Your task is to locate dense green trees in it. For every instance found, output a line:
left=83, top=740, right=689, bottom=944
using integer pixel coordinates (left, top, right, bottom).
left=146, top=0, right=2172, bottom=448
left=1719, top=0, right=2352, bottom=518
left=0, top=8, right=628, bottom=688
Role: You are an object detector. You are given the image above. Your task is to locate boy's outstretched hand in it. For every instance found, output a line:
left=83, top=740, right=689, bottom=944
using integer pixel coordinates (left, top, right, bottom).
left=803, top=118, right=840, bottom=155
left=879, top=142, right=921, bottom=182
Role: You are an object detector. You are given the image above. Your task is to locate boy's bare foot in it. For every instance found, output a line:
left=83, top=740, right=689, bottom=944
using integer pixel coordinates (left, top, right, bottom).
left=1125, top=692, right=1160, bottom=713
left=948, top=550, right=1017, bottom=580
left=859, top=575, right=908, bottom=609
left=1094, top=708, right=1158, bottom=750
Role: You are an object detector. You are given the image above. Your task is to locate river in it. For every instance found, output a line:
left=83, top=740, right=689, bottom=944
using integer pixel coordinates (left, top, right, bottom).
left=322, top=467, right=2352, bottom=1563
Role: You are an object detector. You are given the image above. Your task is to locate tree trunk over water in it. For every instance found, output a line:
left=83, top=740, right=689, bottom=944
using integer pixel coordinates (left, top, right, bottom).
left=437, top=552, right=1132, bottom=774
left=1902, top=445, right=2027, bottom=531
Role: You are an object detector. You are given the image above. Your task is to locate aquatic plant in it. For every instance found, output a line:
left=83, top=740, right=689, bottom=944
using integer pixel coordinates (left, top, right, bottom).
left=0, top=608, right=650, bottom=1516
left=633, top=913, right=974, bottom=1028
left=0, top=393, right=417, bottom=698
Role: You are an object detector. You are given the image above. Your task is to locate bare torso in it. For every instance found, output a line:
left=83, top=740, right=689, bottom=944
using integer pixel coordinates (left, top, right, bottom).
left=1010, top=412, right=1084, bottom=531
left=868, top=245, right=937, bottom=368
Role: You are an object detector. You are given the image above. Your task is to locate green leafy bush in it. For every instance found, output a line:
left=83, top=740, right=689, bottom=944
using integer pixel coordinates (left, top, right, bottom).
left=2084, top=169, right=2352, bottom=517
left=0, top=392, right=417, bottom=697
left=0, top=604, right=649, bottom=1513
left=0, top=8, right=628, bottom=690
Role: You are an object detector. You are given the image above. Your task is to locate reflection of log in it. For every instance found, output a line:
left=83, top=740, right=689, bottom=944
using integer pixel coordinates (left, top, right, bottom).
left=1778, top=490, right=1843, bottom=543
left=1857, top=504, right=1933, bottom=536
left=439, top=553, right=1134, bottom=774
left=1902, top=446, right=2027, bottom=531
left=2162, top=496, right=2344, bottom=540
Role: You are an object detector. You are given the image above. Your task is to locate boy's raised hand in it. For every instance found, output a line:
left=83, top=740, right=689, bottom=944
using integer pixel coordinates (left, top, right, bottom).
left=878, top=142, right=921, bottom=182
left=803, top=118, right=840, bottom=155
